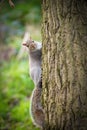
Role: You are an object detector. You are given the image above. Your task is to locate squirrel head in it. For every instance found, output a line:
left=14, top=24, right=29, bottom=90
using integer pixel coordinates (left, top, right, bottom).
left=23, top=39, right=37, bottom=52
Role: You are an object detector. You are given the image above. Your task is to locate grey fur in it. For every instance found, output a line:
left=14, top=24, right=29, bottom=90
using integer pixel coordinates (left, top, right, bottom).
left=29, top=48, right=42, bottom=86
left=30, top=86, right=45, bottom=129
left=24, top=40, right=44, bottom=129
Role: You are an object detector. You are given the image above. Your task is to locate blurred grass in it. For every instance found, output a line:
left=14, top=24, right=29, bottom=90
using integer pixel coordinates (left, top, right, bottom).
left=0, top=57, right=40, bottom=130
left=0, top=0, right=41, bottom=130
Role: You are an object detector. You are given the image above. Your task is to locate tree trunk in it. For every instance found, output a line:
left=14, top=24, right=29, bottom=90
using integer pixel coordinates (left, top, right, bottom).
left=42, top=0, right=87, bottom=130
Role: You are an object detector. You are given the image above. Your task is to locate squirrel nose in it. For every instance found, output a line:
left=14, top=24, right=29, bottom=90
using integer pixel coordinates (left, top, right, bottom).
left=22, top=43, right=27, bottom=46
left=22, top=43, right=29, bottom=47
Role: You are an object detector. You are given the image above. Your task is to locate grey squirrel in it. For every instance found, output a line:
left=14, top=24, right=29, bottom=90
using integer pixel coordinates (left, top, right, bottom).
left=23, top=38, right=44, bottom=129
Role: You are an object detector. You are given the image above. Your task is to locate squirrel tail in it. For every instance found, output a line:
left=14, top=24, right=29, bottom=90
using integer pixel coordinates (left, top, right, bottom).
left=30, top=85, right=45, bottom=129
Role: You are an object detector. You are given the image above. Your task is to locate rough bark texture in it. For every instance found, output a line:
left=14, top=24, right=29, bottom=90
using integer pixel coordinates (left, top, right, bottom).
left=42, top=0, right=87, bottom=130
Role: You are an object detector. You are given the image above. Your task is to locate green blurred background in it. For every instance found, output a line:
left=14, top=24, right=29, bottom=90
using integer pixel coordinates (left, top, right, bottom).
left=0, top=0, right=41, bottom=130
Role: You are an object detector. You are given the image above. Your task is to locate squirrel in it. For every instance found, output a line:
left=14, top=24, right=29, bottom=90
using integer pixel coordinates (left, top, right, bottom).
left=23, top=38, right=45, bottom=129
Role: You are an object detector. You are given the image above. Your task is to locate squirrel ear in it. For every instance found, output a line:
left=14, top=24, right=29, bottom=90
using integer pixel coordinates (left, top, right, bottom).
left=30, top=37, right=34, bottom=43
left=30, top=36, right=32, bottom=40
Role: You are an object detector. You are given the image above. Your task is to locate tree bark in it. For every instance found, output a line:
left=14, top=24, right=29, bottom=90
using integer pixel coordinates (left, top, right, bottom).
left=42, top=0, right=87, bottom=130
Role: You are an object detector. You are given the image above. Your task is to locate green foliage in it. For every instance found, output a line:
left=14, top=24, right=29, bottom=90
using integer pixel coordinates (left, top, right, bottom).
left=11, top=100, right=29, bottom=121
left=0, top=0, right=41, bottom=25
left=0, top=27, right=41, bottom=130
left=0, top=1, right=41, bottom=129
left=0, top=57, right=40, bottom=130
